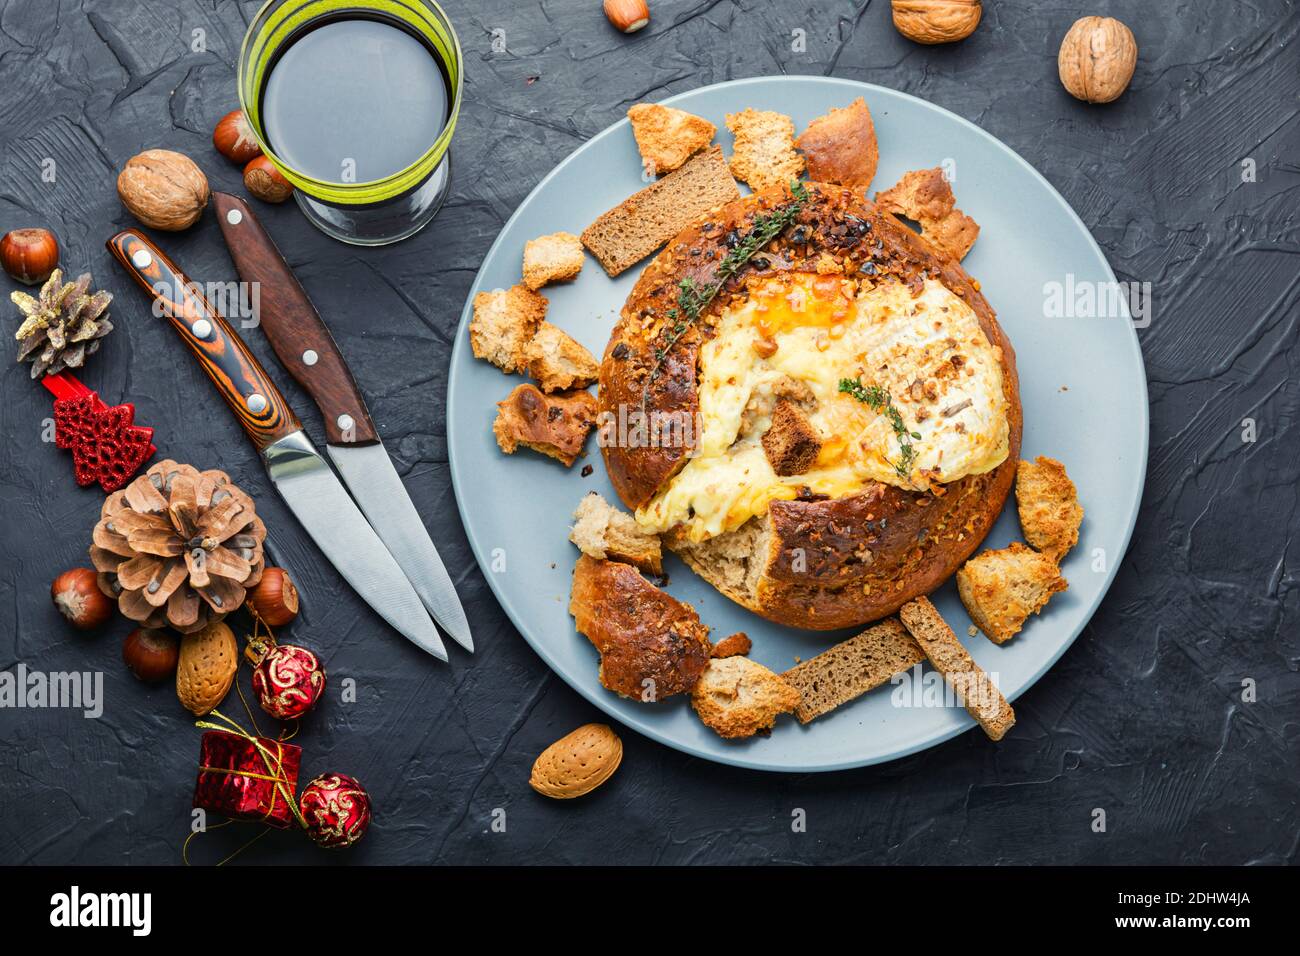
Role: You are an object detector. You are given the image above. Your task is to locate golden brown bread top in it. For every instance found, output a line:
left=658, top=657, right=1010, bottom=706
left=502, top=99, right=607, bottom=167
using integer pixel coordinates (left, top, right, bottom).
left=569, top=555, right=711, bottom=700
left=599, top=182, right=1019, bottom=513
left=795, top=97, right=879, bottom=189
left=494, top=384, right=596, bottom=467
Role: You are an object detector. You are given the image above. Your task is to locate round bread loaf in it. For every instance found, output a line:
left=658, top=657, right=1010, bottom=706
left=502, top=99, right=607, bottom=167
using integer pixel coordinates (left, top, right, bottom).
left=598, top=182, right=1021, bottom=630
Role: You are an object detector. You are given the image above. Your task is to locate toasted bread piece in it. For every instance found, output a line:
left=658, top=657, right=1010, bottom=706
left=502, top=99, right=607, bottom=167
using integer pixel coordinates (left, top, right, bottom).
left=1016, top=456, right=1083, bottom=561
left=875, top=167, right=979, bottom=262
left=470, top=285, right=547, bottom=373
left=899, top=597, right=1015, bottom=741
left=628, top=103, right=716, bottom=175
left=957, top=542, right=1067, bottom=644
left=570, top=555, right=711, bottom=700
left=493, top=384, right=596, bottom=467
left=711, top=632, right=752, bottom=658
left=570, top=492, right=663, bottom=575
left=522, top=232, right=584, bottom=291
left=725, top=108, right=805, bottom=191
left=795, top=97, right=879, bottom=188
left=761, top=399, right=822, bottom=476
left=581, top=146, right=740, bottom=277
left=781, top=618, right=925, bottom=723
left=691, top=656, right=801, bottom=739
left=523, top=322, right=599, bottom=393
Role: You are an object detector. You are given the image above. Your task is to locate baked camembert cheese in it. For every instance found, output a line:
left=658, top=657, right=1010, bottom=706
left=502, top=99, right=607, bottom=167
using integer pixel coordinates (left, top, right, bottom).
left=636, top=271, right=1011, bottom=542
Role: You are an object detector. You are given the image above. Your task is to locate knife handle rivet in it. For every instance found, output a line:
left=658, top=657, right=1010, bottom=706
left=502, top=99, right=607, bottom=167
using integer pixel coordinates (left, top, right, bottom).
left=192, top=318, right=213, bottom=340
left=226, top=209, right=243, bottom=225
left=337, top=413, right=355, bottom=432
left=247, top=393, right=268, bottom=414
left=302, top=349, right=319, bottom=366
left=131, top=249, right=152, bottom=269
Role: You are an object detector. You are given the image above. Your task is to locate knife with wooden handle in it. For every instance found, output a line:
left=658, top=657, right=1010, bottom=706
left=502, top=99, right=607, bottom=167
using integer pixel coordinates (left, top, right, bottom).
left=211, top=192, right=473, bottom=653
left=106, top=229, right=448, bottom=662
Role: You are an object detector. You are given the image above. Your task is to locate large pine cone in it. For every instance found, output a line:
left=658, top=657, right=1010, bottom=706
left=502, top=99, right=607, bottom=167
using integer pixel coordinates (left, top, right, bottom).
left=89, top=460, right=266, bottom=634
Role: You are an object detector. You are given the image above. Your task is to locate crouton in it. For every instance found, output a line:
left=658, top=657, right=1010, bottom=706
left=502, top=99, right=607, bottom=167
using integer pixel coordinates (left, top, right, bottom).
left=782, top=619, right=925, bottom=724
left=725, top=108, right=805, bottom=191
left=875, top=167, right=979, bottom=262
left=691, top=656, right=801, bottom=739
left=493, top=383, right=596, bottom=467
left=470, top=285, right=547, bottom=373
left=899, top=597, right=1016, bottom=742
left=569, top=492, right=663, bottom=575
left=1016, top=456, right=1083, bottom=561
left=761, top=399, right=822, bottom=476
left=522, top=232, right=584, bottom=290
left=627, top=103, right=716, bottom=175
left=711, top=632, right=752, bottom=658
left=523, top=322, right=599, bottom=393
left=957, top=542, right=1068, bottom=644
left=795, top=97, right=879, bottom=188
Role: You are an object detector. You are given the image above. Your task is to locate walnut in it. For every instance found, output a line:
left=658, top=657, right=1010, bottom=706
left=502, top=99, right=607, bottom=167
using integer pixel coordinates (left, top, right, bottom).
left=891, top=0, right=981, bottom=44
left=116, top=149, right=210, bottom=231
left=1058, top=16, right=1138, bottom=104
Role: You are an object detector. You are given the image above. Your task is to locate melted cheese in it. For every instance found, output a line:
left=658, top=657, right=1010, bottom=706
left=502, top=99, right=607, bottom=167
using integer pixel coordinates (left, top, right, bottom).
left=636, top=272, right=1010, bottom=541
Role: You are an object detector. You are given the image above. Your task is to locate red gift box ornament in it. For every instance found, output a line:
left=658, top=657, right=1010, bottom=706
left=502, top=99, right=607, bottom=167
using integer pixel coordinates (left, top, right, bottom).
left=299, top=772, right=371, bottom=849
left=192, top=718, right=302, bottom=830
left=43, top=372, right=155, bottom=492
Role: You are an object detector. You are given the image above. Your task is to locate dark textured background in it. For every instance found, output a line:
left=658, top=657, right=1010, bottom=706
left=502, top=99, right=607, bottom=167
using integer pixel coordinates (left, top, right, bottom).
left=0, top=0, right=1296, bottom=866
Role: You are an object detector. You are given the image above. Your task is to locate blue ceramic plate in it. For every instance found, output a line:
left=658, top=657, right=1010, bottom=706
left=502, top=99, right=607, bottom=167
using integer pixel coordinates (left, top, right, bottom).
left=446, top=77, right=1148, bottom=772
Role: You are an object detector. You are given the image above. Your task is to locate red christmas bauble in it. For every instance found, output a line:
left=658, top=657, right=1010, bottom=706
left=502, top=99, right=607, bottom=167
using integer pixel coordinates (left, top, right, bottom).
left=300, top=772, right=371, bottom=849
left=252, top=644, right=326, bottom=720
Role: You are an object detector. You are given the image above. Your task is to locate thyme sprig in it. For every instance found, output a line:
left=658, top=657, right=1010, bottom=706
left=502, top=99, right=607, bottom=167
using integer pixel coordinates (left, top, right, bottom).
left=643, top=181, right=810, bottom=402
left=838, top=377, right=923, bottom=480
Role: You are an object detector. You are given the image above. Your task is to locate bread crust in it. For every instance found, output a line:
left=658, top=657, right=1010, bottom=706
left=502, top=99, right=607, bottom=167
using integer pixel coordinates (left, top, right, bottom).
left=569, top=556, right=711, bottom=700
left=598, top=183, right=1022, bottom=630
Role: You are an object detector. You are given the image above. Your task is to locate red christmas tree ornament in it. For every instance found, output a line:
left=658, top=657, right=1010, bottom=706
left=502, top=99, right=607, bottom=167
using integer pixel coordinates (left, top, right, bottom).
left=250, top=640, right=327, bottom=720
left=299, top=772, right=371, bottom=849
left=42, top=372, right=155, bottom=492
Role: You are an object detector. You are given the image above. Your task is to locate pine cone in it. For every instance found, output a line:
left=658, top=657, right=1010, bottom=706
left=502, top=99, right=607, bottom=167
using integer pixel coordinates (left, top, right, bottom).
left=12, top=268, right=113, bottom=378
left=89, top=460, right=266, bottom=634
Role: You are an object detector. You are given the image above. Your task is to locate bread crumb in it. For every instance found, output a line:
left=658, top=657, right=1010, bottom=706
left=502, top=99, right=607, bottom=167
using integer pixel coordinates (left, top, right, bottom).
left=726, top=108, right=805, bottom=191
left=522, top=232, right=584, bottom=290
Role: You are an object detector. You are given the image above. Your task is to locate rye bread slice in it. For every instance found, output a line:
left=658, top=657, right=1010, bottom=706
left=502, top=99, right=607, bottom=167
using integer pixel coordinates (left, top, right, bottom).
left=899, top=596, right=1015, bottom=741
left=581, top=146, right=739, bottom=277
left=781, top=618, right=925, bottom=724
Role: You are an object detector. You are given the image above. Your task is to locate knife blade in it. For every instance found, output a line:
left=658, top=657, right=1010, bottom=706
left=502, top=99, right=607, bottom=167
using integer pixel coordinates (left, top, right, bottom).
left=106, top=229, right=448, bottom=662
left=211, top=192, right=473, bottom=653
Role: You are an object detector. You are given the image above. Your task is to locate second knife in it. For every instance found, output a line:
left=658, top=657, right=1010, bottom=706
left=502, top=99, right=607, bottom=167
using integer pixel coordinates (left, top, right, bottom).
left=212, top=192, right=473, bottom=654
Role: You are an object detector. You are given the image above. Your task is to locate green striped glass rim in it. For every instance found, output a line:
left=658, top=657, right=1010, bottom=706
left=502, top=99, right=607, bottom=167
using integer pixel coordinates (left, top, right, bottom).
left=238, top=0, right=462, bottom=206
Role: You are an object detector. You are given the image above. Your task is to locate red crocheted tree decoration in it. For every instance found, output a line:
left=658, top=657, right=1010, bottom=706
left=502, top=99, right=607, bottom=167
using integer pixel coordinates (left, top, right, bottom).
left=43, top=373, right=155, bottom=492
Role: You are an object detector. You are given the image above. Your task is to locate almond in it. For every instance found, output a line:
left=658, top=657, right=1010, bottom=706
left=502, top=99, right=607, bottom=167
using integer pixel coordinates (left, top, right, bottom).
left=176, top=620, right=238, bottom=716
left=529, top=723, right=623, bottom=799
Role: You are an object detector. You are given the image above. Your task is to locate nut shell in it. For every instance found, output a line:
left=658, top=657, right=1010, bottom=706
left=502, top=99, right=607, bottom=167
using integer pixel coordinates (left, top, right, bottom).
left=1058, top=16, right=1137, bottom=104
left=1, top=228, right=59, bottom=285
left=122, top=627, right=180, bottom=682
left=529, top=723, right=623, bottom=799
left=247, top=567, right=299, bottom=626
left=891, top=0, right=981, bottom=44
left=244, top=156, right=294, bottom=204
left=117, top=149, right=210, bottom=231
left=176, top=620, right=238, bottom=716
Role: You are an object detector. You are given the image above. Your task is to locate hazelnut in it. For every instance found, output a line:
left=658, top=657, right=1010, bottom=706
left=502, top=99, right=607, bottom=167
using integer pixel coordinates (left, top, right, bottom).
left=51, top=568, right=114, bottom=630
left=247, top=567, right=299, bottom=626
left=1058, top=16, right=1137, bottom=104
left=0, top=228, right=59, bottom=285
left=122, top=627, right=180, bottom=682
left=212, top=109, right=262, bottom=165
left=891, top=0, right=981, bottom=45
left=604, top=0, right=650, bottom=34
left=243, top=156, right=294, bottom=204
left=117, top=149, right=210, bottom=231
